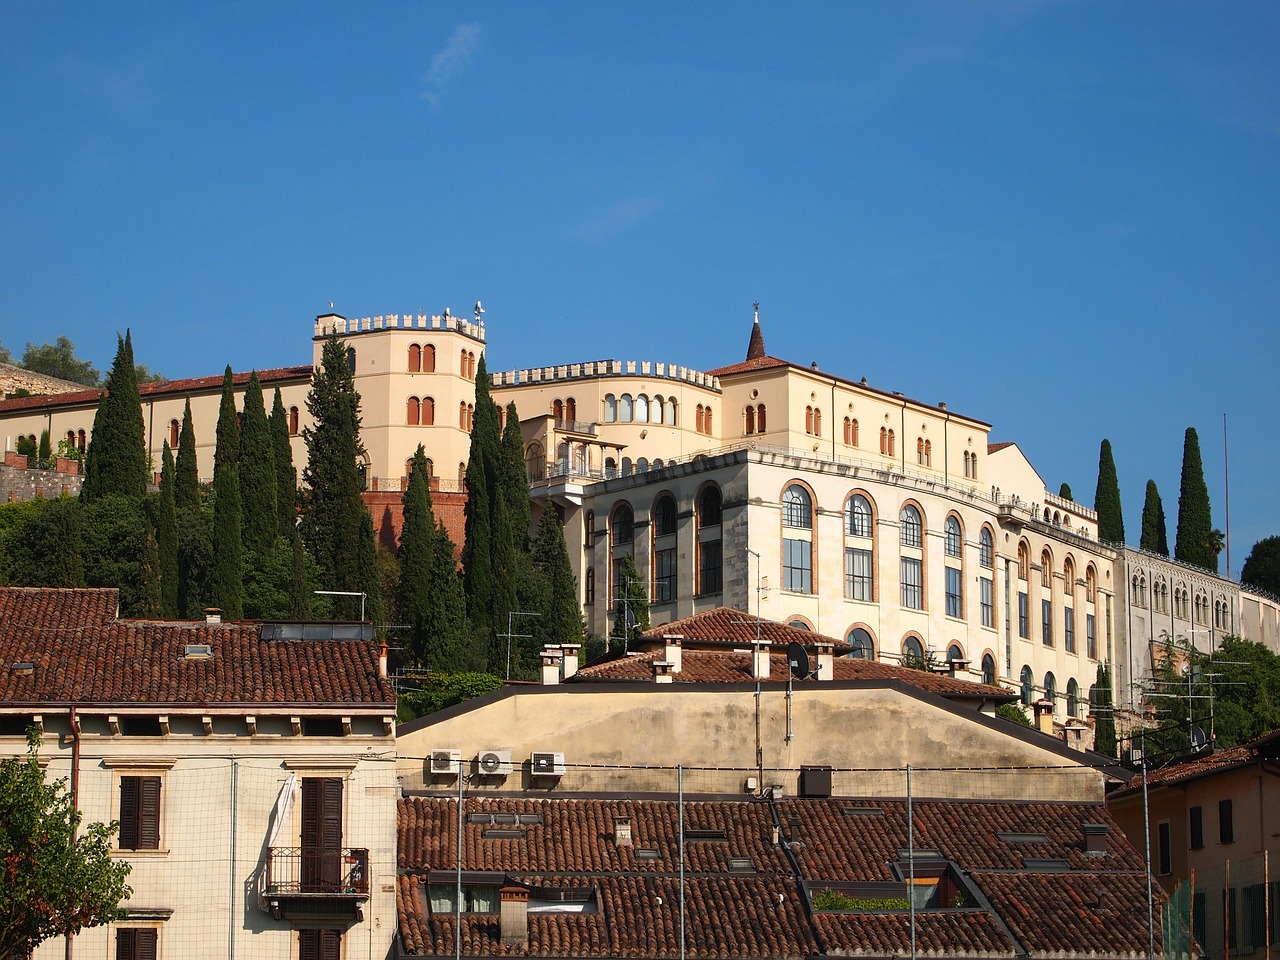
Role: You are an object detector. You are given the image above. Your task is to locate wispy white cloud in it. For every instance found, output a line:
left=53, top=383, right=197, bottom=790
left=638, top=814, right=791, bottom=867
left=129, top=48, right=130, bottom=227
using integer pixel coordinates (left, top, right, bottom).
left=568, top=198, right=661, bottom=243
left=421, top=22, right=480, bottom=108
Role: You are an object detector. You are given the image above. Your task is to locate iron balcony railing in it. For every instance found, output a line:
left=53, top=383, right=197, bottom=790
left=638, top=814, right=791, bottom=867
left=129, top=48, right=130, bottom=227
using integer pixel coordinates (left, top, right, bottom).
left=264, top=847, right=369, bottom=895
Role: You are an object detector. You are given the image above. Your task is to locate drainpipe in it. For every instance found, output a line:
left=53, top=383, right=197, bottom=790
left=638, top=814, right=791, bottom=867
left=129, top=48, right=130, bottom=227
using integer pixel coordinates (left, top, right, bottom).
left=67, top=705, right=80, bottom=960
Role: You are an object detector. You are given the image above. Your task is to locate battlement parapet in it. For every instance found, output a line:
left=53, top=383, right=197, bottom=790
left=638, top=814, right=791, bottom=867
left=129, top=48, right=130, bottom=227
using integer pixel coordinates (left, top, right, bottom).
left=491, top=359, right=721, bottom=392
left=313, top=313, right=486, bottom=342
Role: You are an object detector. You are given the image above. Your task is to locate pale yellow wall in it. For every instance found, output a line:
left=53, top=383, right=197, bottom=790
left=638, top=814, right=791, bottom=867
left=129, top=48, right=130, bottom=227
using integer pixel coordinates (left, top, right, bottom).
left=397, top=684, right=1102, bottom=801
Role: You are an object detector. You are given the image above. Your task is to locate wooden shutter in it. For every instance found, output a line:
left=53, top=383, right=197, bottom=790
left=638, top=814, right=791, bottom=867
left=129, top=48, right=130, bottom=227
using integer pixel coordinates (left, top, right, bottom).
left=119, top=778, right=139, bottom=849
left=299, top=928, right=341, bottom=960
left=138, top=777, right=161, bottom=849
left=115, top=928, right=156, bottom=960
left=301, top=777, right=343, bottom=890
left=137, top=929, right=157, bottom=960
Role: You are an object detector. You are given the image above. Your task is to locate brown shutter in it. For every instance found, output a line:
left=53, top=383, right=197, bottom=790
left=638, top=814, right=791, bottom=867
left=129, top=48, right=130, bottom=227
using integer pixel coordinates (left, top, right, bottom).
left=138, top=777, right=161, bottom=849
left=301, top=777, right=343, bottom=889
left=137, top=929, right=157, bottom=960
left=298, top=929, right=340, bottom=960
left=119, top=778, right=139, bottom=849
left=116, top=928, right=136, bottom=959
left=299, top=929, right=318, bottom=960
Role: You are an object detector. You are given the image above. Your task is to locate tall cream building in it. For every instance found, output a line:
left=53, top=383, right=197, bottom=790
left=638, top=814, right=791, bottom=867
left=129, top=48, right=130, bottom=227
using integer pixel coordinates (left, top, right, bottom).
left=2, top=303, right=1276, bottom=730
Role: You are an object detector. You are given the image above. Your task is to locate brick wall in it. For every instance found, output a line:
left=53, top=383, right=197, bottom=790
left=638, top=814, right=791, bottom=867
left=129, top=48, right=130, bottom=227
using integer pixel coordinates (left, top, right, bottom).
left=364, top=485, right=467, bottom=560
left=0, top=458, right=83, bottom=503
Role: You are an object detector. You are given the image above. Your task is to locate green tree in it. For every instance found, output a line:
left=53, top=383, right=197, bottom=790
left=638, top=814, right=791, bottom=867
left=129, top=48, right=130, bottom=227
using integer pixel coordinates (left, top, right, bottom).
left=395, top=671, right=504, bottom=723
left=19, top=335, right=100, bottom=386
left=133, top=363, right=166, bottom=385
left=4, top=498, right=85, bottom=588
left=1139, top=479, right=1169, bottom=556
left=236, top=371, right=278, bottom=554
left=1242, top=537, right=1280, bottom=596
left=82, top=496, right=162, bottom=617
left=397, top=446, right=469, bottom=670
left=0, top=731, right=132, bottom=959
left=210, top=366, right=244, bottom=619
left=37, top=429, right=52, bottom=470
left=530, top=507, right=585, bottom=655
left=174, top=398, right=200, bottom=513
left=176, top=502, right=213, bottom=619
left=1093, top=439, right=1124, bottom=545
left=243, top=535, right=323, bottom=620
left=1058, top=483, right=1073, bottom=502
left=1175, top=426, right=1216, bottom=571
left=269, top=387, right=298, bottom=535
left=995, top=703, right=1033, bottom=728
left=300, top=337, right=381, bottom=621
left=81, top=332, right=147, bottom=501
left=155, top=441, right=180, bottom=617
left=288, top=533, right=313, bottom=619
left=1091, top=663, right=1116, bottom=759
left=461, top=355, right=502, bottom=641
left=0, top=340, right=11, bottom=364
left=499, top=401, right=531, bottom=551
left=609, top=553, right=650, bottom=650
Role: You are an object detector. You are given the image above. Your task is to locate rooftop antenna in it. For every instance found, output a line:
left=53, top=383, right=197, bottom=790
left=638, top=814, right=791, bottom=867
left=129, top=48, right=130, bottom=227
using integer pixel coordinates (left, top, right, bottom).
left=474, top=300, right=485, bottom=323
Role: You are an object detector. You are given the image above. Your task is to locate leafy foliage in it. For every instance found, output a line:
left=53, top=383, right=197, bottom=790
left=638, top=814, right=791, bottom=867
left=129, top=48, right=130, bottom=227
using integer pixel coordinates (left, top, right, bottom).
left=609, top=553, right=650, bottom=650
left=1174, top=427, right=1217, bottom=572
left=812, top=889, right=910, bottom=911
left=0, top=731, right=132, bottom=958
left=1242, top=536, right=1280, bottom=597
left=1093, top=439, right=1124, bottom=544
left=530, top=507, right=585, bottom=655
left=395, top=672, right=504, bottom=723
left=237, top=372, right=277, bottom=553
left=19, top=335, right=100, bottom=386
left=995, top=702, right=1032, bottom=728
left=82, top=495, right=162, bottom=617
left=1140, top=479, right=1169, bottom=556
left=1091, top=663, right=1116, bottom=759
left=81, top=332, right=147, bottom=501
left=3, top=497, right=85, bottom=588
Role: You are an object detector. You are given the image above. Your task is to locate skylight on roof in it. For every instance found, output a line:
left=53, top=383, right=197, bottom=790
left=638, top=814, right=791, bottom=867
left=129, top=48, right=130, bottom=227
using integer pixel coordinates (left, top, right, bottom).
left=1023, top=858, right=1071, bottom=872
left=997, top=832, right=1050, bottom=845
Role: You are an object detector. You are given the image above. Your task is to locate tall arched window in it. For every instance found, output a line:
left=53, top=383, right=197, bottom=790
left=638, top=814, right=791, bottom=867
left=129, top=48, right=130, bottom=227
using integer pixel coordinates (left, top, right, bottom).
left=1044, top=672, right=1057, bottom=707
left=844, top=417, right=858, bottom=446
left=651, top=396, right=663, bottom=424
left=745, top=405, right=756, bottom=434
left=1020, top=665, right=1033, bottom=706
left=408, top=344, right=421, bottom=372
left=619, top=394, right=633, bottom=423
left=288, top=407, right=299, bottom=435
left=422, top=397, right=434, bottom=425
left=979, top=527, right=994, bottom=568
left=982, top=653, right=996, bottom=686
left=553, top=399, right=564, bottom=420
left=902, top=636, right=924, bottom=663
left=697, top=484, right=723, bottom=596
left=944, top=516, right=962, bottom=557
left=704, top=407, right=713, bottom=433
left=605, top=394, right=617, bottom=422
left=806, top=406, right=814, bottom=434
left=756, top=404, right=765, bottom=432
left=845, top=493, right=874, bottom=602
left=1041, top=549, right=1053, bottom=588
left=846, top=494, right=873, bottom=537
left=1017, top=541, right=1030, bottom=580
left=1067, top=678, right=1080, bottom=718
left=1086, top=565, right=1097, bottom=603
left=346, top=347, right=356, bottom=374
left=782, top=485, right=814, bottom=593
left=635, top=395, right=649, bottom=423
left=887, top=430, right=895, bottom=456
left=585, top=568, right=596, bottom=604
left=168, top=419, right=180, bottom=448
left=698, top=485, right=722, bottom=527
left=783, top=485, right=812, bottom=528
left=900, top=505, right=922, bottom=547
left=611, top=503, right=634, bottom=544
left=407, top=397, right=420, bottom=425
left=847, top=628, right=874, bottom=660
left=696, top=405, right=705, bottom=433
left=813, top=408, right=821, bottom=437
left=566, top=398, right=576, bottom=421
left=77, top=429, right=86, bottom=450
left=652, top=494, right=677, bottom=537
left=880, top=427, right=888, bottom=454
left=422, top=344, right=436, bottom=373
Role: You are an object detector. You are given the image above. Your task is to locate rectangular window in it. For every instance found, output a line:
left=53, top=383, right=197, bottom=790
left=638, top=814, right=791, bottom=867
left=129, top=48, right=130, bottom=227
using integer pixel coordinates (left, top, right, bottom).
left=845, top=547, right=873, bottom=601
left=119, top=776, right=161, bottom=850
left=1018, top=592, right=1029, bottom=639
left=1042, top=599, right=1053, bottom=646
left=116, top=928, right=157, bottom=960
left=1064, top=607, right=1075, bottom=654
left=783, top=538, right=812, bottom=594
left=901, top=557, right=922, bottom=610
left=1157, top=821, right=1171, bottom=875
left=1193, top=891, right=1207, bottom=949
left=945, top=566, right=962, bottom=618
left=981, top=578, right=994, bottom=628
left=1086, top=613, right=1097, bottom=659
left=1220, top=798, right=1235, bottom=844
left=428, top=885, right=500, bottom=914
left=1190, top=806, right=1204, bottom=850
left=698, top=540, right=722, bottom=596
left=654, top=548, right=677, bottom=603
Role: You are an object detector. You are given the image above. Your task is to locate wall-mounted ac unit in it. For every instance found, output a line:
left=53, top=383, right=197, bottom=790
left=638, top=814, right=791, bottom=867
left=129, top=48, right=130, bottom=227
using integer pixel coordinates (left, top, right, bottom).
left=530, top=751, right=566, bottom=778
left=477, top=750, right=513, bottom=777
left=430, top=749, right=462, bottom=775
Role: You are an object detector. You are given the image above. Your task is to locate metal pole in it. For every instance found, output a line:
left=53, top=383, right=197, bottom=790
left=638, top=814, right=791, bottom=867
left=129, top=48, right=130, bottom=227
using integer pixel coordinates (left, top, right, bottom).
left=456, top=761, right=464, bottom=960
left=229, top=759, right=237, bottom=960
left=907, top=764, right=916, bottom=960
left=678, top=764, right=686, bottom=960
left=1142, top=752, right=1155, bottom=960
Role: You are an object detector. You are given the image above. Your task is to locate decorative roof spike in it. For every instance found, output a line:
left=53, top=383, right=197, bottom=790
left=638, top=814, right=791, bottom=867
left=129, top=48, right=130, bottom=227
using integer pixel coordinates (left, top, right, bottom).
left=746, top=302, right=766, bottom=360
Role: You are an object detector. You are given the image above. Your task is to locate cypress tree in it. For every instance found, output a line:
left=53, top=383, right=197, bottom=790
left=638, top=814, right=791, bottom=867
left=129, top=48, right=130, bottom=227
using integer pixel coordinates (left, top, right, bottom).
left=82, top=331, right=147, bottom=501
left=1058, top=483, right=1072, bottom=502
left=488, top=493, right=519, bottom=670
left=174, top=398, right=200, bottom=513
left=269, top=387, right=298, bottom=535
left=156, top=441, right=179, bottom=617
left=211, top=366, right=244, bottom=619
left=531, top=507, right=584, bottom=650
left=461, top=354, right=502, bottom=636
left=609, top=553, right=650, bottom=651
left=499, top=401, right=532, bottom=551
left=1175, top=426, right=1216, bottom=572
left=1091, top=663, right=1117, bottom=759
left=398, top=446, right=468, bottom=669
left=237, top=372, right=278, bottom=553
left=37, top=429, right=51, bottom=469
left=1093, top=439, right=1124, bottom=545
left=288, top=534, right=313, bottom=620
left=1140, top=479, right=1169, bottom=556
left=300, top=336, right=380, bottom=620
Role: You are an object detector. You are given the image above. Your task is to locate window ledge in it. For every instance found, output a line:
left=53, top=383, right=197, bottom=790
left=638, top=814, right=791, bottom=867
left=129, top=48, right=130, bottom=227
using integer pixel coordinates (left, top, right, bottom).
left=115, top=848, right=171, bottom=858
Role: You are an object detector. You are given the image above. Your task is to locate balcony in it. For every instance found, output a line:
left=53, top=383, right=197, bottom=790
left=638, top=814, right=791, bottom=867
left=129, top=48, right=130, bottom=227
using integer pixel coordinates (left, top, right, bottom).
left=262, top=847, right=369, bottom=926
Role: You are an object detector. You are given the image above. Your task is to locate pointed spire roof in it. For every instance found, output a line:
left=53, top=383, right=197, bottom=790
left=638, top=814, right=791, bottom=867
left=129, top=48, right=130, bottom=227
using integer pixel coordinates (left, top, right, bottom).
left=746, top=302, right=765, bottom=360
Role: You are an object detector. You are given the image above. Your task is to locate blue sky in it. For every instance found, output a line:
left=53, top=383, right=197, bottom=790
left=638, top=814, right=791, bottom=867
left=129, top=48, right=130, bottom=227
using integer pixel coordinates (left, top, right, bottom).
left=2, top=2, right=1276, bottom=572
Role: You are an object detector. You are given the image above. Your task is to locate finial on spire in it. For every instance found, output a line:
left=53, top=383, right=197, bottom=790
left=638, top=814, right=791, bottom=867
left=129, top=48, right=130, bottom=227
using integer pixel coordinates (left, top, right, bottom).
left=746, top=303, right=766, bottom=361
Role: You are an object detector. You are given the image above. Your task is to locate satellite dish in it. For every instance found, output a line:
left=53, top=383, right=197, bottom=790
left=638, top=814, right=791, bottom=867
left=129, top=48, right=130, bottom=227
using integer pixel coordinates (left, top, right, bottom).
left=1190, top=726, right=1208, bottom=753
left=787, top=642, right=811, bottom=680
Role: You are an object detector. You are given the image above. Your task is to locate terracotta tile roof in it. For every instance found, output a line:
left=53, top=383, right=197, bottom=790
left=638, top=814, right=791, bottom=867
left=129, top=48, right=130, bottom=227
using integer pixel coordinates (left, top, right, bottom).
left=703, top=355, right=790, bottom=378
left=640, top=606, right=851, bottom=650
left=987, top=441, right=1016, bottom=454
left=0, top=365, right=312, bottom=414
left=1112, top=729, right=1280, bottom=795
left=396, top=795, right=1158, bottom=959
left=0, top=587, right=394, bottom=707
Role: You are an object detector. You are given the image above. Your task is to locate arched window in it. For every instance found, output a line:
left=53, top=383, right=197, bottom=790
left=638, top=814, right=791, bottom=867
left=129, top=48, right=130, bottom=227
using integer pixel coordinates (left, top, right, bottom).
left=945, top=516, right=962, bottom=557
left=604, top=457, right=617, bottom=479
left=947, top=643, right=964, bottom=663
left=669, top=399, right=678, bottom=426
left=783, top=485, right=812, bottom=529
left=636, top=457, right=649, bottom=473
left=846, top=494, right=873, bottom=537
left=696, top=405, right=705, bottom=433
left=288, top=407, right=299, bottom=435
left=1086, top=566, right=1097, bottom=603
left=77, top=429, right=86, bottom=450
left=459, top=401, right=468, bottom=429
left=553, top=399, right=564, bottom=420
left=168, top=419, right=180, bottom=448
left=422, top=344, right=436, bottom=373
left=585, top=510, right=596, bottom=547
left=980, top=527, right=994, bottom=568
left=1063, top=557, right=1076, bottom=599
left=408, top=344, right=421, bottom=372
left=556, top=443, right=570, bottom=474
left=704, top=407, right=713, bottom=433
left=900, top=505, right=922, bottom=547
left=1020, top=666, right=1033, bottom=706
left=619, top=394, right=633, bottom=423
left=605, top=395, right=617, bottom=422
left=526, top=442, right=545, bottom=481
left=1067, top=678, right=1080, bottom=718
left=756, top=404, right=765, bottom=432
left=635, top=394, right=649, bottom=423
left=566, top=397, right=576, bottom=421
left=585, top=568, right=596, bottom=604
left=611, top=504, right=634, bottom=544
left=805, top=406, right=814, bottom=434
left=458, top=462, right=466, bottom=485
left=745, top=405, right=756, bottom=434
left=887, top=430, right=895, bottom=456
left=346, top=347, right=356, bottom=374
left=460, top=349, right=469, bottom=378
left=917, top=437, right=926, bottom=465
left=1041, top=549, right=1053, bottom=588
left=422, top=397, right=434, bottom=425
left=651, top=396, right=663, bottom=424
left=880, top=427, right=888, bottom=454
left=924, top=439, right=931, bottom=466
left=407, top=397, right=420, bottom=425
left=902, top=636, right=924, bottom=663
left=698, top=486, right=722, bottom=527
left=622, top=457, right=633, bottom=476
left=653, top=495, right=677, bottom=536
left=697, top=484, right=723, bottom=596
left=982, top=654, right=996, bottom=686
left=813, top=408, right=821, bottom=437
left=1044, top=672, right=1057, bottom=707
left=1017, top=541, right=1030, bottom=580
left=844, top=417, right=858, bottom=446
left=847, top=628, right=874, bottom=660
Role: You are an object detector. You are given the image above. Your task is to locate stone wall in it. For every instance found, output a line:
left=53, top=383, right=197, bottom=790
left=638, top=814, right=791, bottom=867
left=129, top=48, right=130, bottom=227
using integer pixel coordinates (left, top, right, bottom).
left=0, top=456, right=82, bottom=503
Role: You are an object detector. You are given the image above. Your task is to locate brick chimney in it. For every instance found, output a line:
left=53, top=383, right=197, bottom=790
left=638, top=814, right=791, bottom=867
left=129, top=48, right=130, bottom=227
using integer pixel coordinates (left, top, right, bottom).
left=815, top=641, right=833, bottom=681
left=499, top=886, right=529, bottom=947
left=541, top=647, right=563, bottom=686
left=752, top=638, right=770, bottom=680
left=653, top=660, right=674, bottom=684
left=663, top=634, right=683, bottom=673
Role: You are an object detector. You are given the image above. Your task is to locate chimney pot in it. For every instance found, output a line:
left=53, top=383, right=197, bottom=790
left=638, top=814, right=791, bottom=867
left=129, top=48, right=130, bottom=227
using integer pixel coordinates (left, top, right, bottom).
left=662, top=634, right=683, bottom=673
left=815, top=641, right=834, bottom=681
left=204, top=608, right=222, bottom=625
left=614, top=817, right=632, bottom=847
left=752, top=640, right=770, bottom=680
left=653, top=660, right=674, bottom=684
left=1032, top=698, right=1055, bottom=734
left=541, top=648, right=564, bottom=686
left=560, top=642, right=581, bottom=679
left=499, top=886, right=529, bottom=946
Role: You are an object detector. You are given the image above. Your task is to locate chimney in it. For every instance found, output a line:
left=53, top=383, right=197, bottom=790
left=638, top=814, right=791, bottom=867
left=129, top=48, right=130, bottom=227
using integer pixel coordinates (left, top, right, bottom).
left=752, top=639, right=770, bottom=680
left=663, top=634, right=683, bottom=673
left=378, top=641, right=388, bottom=679
left=560, top=642, right=581, bottom=679
left=653, top=660, right=675, bottom=684
left=499, top=886, right=529, bottom=947
left=815, top=641, right=833, bottom=681
left=1083, top=823, right=1109, bottom=856
left=1032, top=698, right=1054, bottom=734
left=204, top=608, right=222, bottom=625
left=541, top=648, right=563, bottom=686
left=614, top=817, right=632, bottom=847
left=948, top=657, right=970, bottom=679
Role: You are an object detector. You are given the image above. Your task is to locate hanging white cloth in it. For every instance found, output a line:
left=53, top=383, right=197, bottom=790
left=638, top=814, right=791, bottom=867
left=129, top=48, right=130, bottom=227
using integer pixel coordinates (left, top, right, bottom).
left=257, top=773, right=298, bottom=906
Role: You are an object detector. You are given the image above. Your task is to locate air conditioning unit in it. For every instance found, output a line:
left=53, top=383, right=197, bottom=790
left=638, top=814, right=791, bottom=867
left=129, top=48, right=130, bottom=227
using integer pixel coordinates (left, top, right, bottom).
left=477, top=750, right=513, bottom=777
left=430, top=749, right=462, bottom=776
left=530, top=751, right=566, bottom=778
